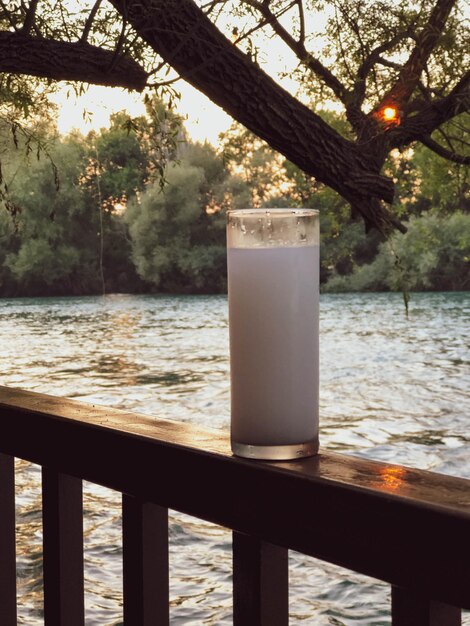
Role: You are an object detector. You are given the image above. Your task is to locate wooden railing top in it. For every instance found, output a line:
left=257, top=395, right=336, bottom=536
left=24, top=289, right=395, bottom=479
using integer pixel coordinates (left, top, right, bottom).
left=1, top=385, right=469, bottom=609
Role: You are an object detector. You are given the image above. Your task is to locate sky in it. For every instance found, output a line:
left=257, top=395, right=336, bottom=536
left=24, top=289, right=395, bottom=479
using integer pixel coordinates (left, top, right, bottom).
left=54, top=79, right=234, bottom=145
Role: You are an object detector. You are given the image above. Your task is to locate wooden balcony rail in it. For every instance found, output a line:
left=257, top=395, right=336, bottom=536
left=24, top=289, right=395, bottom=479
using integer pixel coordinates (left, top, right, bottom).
left=0, top=385, right=469, bottom=625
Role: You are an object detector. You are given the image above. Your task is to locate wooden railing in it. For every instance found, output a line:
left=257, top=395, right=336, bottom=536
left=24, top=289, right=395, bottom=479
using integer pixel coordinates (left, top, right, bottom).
left=0, top=385, right=469, bottom=625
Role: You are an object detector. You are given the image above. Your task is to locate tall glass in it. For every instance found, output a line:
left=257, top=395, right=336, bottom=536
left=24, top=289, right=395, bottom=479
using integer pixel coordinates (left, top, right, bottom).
left=227, top=208, right=320, bottom=460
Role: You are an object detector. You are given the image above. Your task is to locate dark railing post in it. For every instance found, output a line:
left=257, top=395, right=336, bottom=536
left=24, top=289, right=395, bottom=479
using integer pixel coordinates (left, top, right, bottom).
left=233, top=531, right=289, bottom=626
left=42, top=468, right=84, bottom=626
left=391, top=586, right=461, bottom=626
left=122, top=496, right=169, bottom=626
left=0, top=453, right=17, bottom=626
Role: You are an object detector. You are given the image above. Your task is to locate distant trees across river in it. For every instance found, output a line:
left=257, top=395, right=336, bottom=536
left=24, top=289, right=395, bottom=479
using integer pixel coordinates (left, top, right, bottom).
left=1, top=104, right=469, bottom=297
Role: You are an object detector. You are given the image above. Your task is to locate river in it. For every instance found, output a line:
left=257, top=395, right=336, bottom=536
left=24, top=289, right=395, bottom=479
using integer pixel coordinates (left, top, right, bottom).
left=1, top=292, right=469, bottom=625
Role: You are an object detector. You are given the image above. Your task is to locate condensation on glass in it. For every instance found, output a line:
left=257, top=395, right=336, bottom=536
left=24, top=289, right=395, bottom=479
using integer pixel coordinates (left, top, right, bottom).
left=227, top=209, right=320, bottom=460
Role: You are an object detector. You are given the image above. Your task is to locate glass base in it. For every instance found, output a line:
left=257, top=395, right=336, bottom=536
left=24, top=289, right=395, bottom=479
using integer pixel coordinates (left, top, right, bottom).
left=231, top=439, right=318, bottom=460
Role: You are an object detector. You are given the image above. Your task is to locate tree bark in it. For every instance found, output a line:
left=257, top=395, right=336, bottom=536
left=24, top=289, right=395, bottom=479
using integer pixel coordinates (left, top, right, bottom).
left=391, top=71, right=470, bottom=148
left=109, top=0, right=398, bottom=232
left=0, top=31, right=148, bottom=91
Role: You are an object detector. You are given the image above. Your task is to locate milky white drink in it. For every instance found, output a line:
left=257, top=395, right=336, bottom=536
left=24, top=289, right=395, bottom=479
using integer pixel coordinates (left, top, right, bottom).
left=227, top=209, right=319, bottom=460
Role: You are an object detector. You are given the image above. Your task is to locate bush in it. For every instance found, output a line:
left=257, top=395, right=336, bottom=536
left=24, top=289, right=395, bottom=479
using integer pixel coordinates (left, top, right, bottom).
left=324, top=212, right=470, bottom=292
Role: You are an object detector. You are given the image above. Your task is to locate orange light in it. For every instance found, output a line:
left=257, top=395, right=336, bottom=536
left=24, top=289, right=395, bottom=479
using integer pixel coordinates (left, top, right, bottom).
left=382, top=106, right=398, bottom=122
left=379, top=466, right=406, bottom=491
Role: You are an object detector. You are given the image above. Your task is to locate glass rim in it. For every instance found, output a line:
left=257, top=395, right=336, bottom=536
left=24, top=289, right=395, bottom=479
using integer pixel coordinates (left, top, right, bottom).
left=227, top=208, right=319, bottom=218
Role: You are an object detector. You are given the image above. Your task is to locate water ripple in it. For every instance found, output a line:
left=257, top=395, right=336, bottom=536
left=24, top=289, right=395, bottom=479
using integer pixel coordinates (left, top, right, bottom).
left=2, top=292, right=469, bottom=625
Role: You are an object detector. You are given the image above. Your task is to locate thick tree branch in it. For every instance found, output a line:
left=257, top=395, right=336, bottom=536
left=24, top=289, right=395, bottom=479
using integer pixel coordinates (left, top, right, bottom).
left=0, top=31, right=148, bottom=91
left=391, top=70, right=470, bottom=147
left=351, top=197, right=407, bottom=234
left=108, top=0, right=399, bottom=233
left=420, top=134, right=470, bottom=164
left=21, top=0, right=38, bottom=35
left=378, top=0, right=457, bottom=110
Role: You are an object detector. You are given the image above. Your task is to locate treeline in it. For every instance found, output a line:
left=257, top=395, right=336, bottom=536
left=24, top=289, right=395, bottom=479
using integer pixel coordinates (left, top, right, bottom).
left=0, top=103, right=469, bottom=297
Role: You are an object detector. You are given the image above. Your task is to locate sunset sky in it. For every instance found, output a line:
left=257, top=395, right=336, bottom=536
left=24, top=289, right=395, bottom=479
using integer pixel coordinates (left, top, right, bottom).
left=54, top=79, right=233, bottom=145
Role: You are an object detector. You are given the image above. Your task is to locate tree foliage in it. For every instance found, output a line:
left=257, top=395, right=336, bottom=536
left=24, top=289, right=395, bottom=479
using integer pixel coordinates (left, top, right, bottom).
left=324, top=212, right=470, bottom=292
left=0, top=106, right=468, bottom=296
left=0, top=115, right=144, bottom=295
left=125, top=141, right=250, bottom=292
left=0, top=108, right=255, bottom=295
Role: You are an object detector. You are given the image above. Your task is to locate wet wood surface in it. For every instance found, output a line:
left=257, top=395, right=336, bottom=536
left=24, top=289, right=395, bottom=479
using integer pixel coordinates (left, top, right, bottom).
left=1, top=385, right=469, bottom=610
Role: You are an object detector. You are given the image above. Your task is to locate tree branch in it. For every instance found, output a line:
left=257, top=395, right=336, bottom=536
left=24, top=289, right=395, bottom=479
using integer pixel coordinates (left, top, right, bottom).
left=0, top=31, right=148, bottom=91
left=108, top=16, right=128, bottom=73
left=391, top=70, right=470, bottom=146
left=241, top=0, right=350, bottom=104
left=57, top=0, right=73, bottom=41
left=0, top=0, right=20, bottom=31
left=80, top=0, right=102, bottom=43
left=108, top=0, right=400, bottom=233
left=296, top=0, right=305, bottom=44
left=353, top=31, right=413, bottom=108
left=436, top=126, right=458, bottom=151
left=352, top=197, right=407, bottom=234
left=378, top=0, right=458, bottom=110
left=21, top=0, right=38, bottom=35
left=233, top=2, right=295, bottom=48
left=420, top=134, right=470, bottom=165
left=332, top=2, right=356, bottom=86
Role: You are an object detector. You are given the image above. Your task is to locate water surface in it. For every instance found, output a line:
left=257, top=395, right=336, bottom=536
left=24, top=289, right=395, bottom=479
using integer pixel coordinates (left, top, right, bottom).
left=1, top=292, right=468, bottom=625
